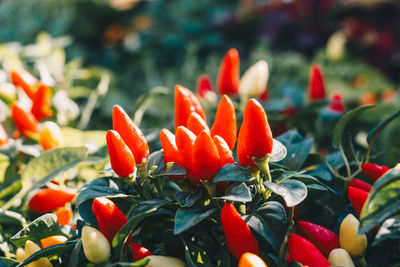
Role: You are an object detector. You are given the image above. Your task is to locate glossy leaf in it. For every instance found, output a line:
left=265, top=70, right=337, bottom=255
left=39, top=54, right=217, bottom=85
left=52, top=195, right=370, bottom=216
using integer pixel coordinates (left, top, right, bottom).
left=214, top=183, right=252, bottom=202
left=264, top=179, right=307, bottom=207
left=213, top=163, right=253, bottom=183
left=174, top=207, right=216, bottom=234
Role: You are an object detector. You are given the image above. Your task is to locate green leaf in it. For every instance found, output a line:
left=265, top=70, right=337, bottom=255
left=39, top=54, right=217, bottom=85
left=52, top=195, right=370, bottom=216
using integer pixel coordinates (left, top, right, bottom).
left=0, top=209, right=26, bottom=225
left=107, top=259, right=150, bottom=267
left=67, top=239, right=82, bottom=267
left=214, top=183, right=252, bottom=202
left=10, top=214, right=64, bottom=246
left=372, top=216, right=400, bottom=246
left=264, top=180, right=307, bottom=207
left=152, top=162, right=186, bottom=178
left=17, top=242, right=75, bottom=267
left=129, top=199, right=170, bottom=218
left=360, top=169, right=400, bottom=234
left=146, top=150, right=164, bottom=173
left=367, top=109, right=400, bottom=145
left=174, top=207, right=216, bottom=235
left=112, top=208, right=160, bottom=260
left=270, top=139, right=287, bottom=163
left=294, top=174, right=336, bottom=193
left=246, top=201, right=287, bottom=253
left=276, top=130, right=313, bottom=170
left=175, top=190, right=202, bottom=208
left=332, top=105, right=374, bottom=148
left=213, top=163, right=253, bottom=183
left=0, top=257, right=18, bottom=267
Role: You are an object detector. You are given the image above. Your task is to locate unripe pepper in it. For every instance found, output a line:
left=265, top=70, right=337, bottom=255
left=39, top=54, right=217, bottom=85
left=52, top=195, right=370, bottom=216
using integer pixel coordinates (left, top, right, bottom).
left=16, top=247, right=25, bottom=263
left=112, top=105, right=149, bottom=165
left=328, top=248, right=355, bottom=267
left=10, top=69, right=38, bottom=100
left=106, top=130, right=136, bottom=177
left=347, top=186, right=369, bottom=218
left=288, top=233, right=330, bottom=267
left=174, top=85, right=206, bottom=130
left=217, top=48, right=239, bottom=96
left=191, top=130, right=221, bottom=184
left=144, top=255, right=186, bottom=267
left=186, top=112, right=210, bottom=136
left=11, top=101, right=40, bottom=139
left=361, top=163, right=390, bottom=183
left=175, top=126, right=197, bottom=178
left=31, top=83, right=53, bottom=121
left=238, top=252, right=267, bottom=267
left=92, top=197, right=129, bottom=244
left=237, top=99, right=273, bottom=169
left=339, top=214, right=367, bottom=257
left=160, top=129, right=179, bottom=164
left=39, top=121, right=63, bottom=151
left=297, top=221, right=340, bottom=257
left=40, top=235, right=68, bottom=248
left=238, top=60, right=269, bottom=99
left=221, top=203, right=259, bottom=259
left=196, top=74, right=213, bottom=98
left=53, top=206, right=73, bottom=225
left=210, top=95, right=237, bottom=150
left=308, top=64, right=326, bottom=101
left=28, top=188, right=75, bottom=213
left=0, top=123, right=8, bottom=147
left=349, top=179, right=372, bottom=193
left=24, top=240, right=53, bottom=267
left=130, top=242, right=153, bottom=261
left=328, top=94, right=345, bottom=113
left=213, top=135, right=235, bottom=167
left=81, top=226, right=110, bottom=264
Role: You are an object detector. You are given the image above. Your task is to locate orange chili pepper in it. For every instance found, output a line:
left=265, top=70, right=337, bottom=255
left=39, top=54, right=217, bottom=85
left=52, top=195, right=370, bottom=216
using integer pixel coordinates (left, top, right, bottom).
left=28, top=188, right=75, bottom=213
left=186, top=112, right=210, bottom=136
left=174, top=85, right=206, bottom=130
left=54, top=206, right=73, bottom=225
left=112, top=105, right=149, bottom=165
left=106, top=130, right=136, bottom=177
left=210, top=95, right=237, bottom=150
left=175, top=126, right=196, bottom=179
left=213, top=135, right=234, bottom=167
left=11, top=102, right=40, bottom=139
left=39, top=121, right=63, bottom=151
left=40, top=235, right=68, bottom=248
left=217, top=48, right=240, bottom=96
left=191, top=130, right=221, bottom=184
left=10, top=69, right=38, bottom=100
left=308, top=64, right=326, bottom=101
left=31, top=83, right=53, bottom=121
left=160, top=129, right=179, bottom=164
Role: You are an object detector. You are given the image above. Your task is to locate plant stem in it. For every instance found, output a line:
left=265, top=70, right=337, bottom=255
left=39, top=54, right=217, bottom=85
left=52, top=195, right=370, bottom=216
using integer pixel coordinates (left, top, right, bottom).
left=278, top=207, right=294, bottom=266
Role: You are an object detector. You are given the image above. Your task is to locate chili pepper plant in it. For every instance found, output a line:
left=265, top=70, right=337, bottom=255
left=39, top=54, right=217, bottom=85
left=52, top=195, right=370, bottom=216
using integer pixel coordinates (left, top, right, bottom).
left=0, top=48, right=400, bottom=267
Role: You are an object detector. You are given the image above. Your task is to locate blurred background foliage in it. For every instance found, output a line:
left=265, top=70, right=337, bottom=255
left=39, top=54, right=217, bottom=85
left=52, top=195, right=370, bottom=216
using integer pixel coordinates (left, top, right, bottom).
left=1, top=0, right=400, bottom=163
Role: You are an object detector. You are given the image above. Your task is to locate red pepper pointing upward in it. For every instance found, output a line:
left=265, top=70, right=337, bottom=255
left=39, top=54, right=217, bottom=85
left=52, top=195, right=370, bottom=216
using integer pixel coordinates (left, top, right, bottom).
left=217, top=48, right=240, bottom=96
left=106, top=130, right=136, bottom=177
left=31, top=83, right=53, bottom=121
left=174, top=85, right=206, bottom=130
left=186, top=112, right=210, bottom=136
left=160, top=129, right=179, bottom=164
left=211, top=95, right=237, bottom=150
left=11, top=102, right=40, bottom=139
left=308, top=64, right=326, bottom=101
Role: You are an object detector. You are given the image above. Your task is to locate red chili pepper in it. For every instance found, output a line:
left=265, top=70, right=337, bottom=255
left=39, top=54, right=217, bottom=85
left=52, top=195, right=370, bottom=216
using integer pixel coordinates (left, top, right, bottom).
left=130, top=242, right=153, bottom=261
left=217, top=48, right=240, bottom=95
left=349, top=179, right=372, bottom=192
left=28, top=188, right=75, bottom=213
left=361, top=163, right=390, bottom=183
left=348, top=186, right=369, bottom=218
left=106, top=130, right=136, bottom=177
left=196, top=74, right=213, bottom=98
left=288, top=233, right=330, bottom=267
left=210, top=95, right=237, bottom=150
left=0, top=123, right=8, bottom=147
left=53, top=206, right=73, bottom=225
left=297, top=221, right=340, bottom=257
left=175, top=126, right=197, bottom=178
left=213, top=135, right=234, bottom=167
left=191, top=130, right=221, bottom=184
left=11, top=102, right=40, bottom=139
left=221, top=203, right=259, bottom=260
left=92, top=197, right=129, bottom=244
left=186, top=112, right=210, bottom=136
left=237, top=99, right=273, bottom=168
left=112, top=105, right=149, bottom=165
left=160, top=129, right=179, bottom=164
left=31, top=83, right=53, bottom=121
left=10, top=69, right=38, bottom=100
left=259, top=88, right=269, bottom=102
left=308, top=64, right=326, bottom=101
left=328, top=94, right=345, bottom=113
left=174, top=85, right=206, bottom=130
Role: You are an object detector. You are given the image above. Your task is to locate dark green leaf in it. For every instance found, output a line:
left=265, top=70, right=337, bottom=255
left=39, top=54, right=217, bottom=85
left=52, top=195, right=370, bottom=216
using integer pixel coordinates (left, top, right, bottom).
left=146, top=150, right=164, bottom=173
left=175, top=190, right=202, bottom=208
left=17, top=242, right=75, bottom=267
left=10, top=214, right=64, bottom=246
left=213, top=163, right=253, bottom=183
left=151, top=162, right=186, bottom=178
left=0, top=209, right=26, bottom=225
left=264, top=180, right=307, bottom=207
left=107, top=259, right=150, bottom=267
left=0, top=257, right=18, bottom=267
left=360, top=169, right=400, bottom=234
left=295, top=174, right=336, bottom=193
left=367, top=109, right=400, bottom=145
left=276, top=130, right=313, bottom=170
left=214, top=183, right=252, bottom=202
left=302, top=153, right=326, bottom=168
left=372, top=216, right=400, bottom=246
left=247, top=201, right=287, bottom=252
left=129, top=199, right=170, bottom=218
left=270, top=139, right=287, bottom=163
left=67, top=239, right=82, bottom=267
left=332, top=105, right=374, bottom=148
left=174, top=207, right=216, bottom=235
